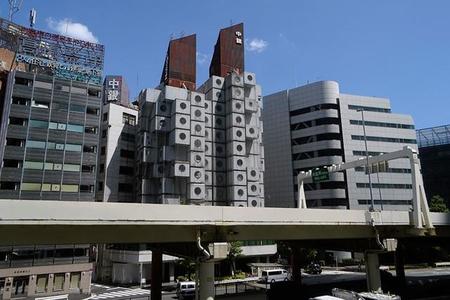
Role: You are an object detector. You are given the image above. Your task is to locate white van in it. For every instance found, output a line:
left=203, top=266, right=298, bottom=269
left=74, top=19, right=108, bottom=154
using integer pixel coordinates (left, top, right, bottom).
left=176, top=281, right=195, bottom=299
left=260, top=269, right=289, bottom=283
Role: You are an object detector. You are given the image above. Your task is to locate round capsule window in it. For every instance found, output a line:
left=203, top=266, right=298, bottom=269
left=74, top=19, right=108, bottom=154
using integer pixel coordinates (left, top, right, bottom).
left=234, top=76, right=241, bottom=83
left=194, top=187, right=202, bottom=195
left=249, top=128, right=255, bottom=134
left=236, top=116, right=242, bottom=124
left=180, top=117, right=187, bottom=125
left=216, top=118, right=223, bottom=126
left=237, top=174, right=244, bottom=181
left=194, top=95, right=202, bottom=103
left=237, top=189, right=244, bottom=196
left=180, top=102, right=187, bottom=110
left=216, top=160, right=223, bottom=168
left=216, top=78, right=222, bottom=86
left=237, top=144, right=243, bottom=152
left=247, top=74, right=253, bottom=81
left=194, top=171, right=202, bottom=179
left=251, top=185, right=257, bottom=192
left=194, top=139, right=202, bottom=148
left=250, top=170, right=257, bottom=177
left=160, top=104, right=167, bottom=112
left=236, top=130, right=243, bottom=137
left=235, top=89, right=241, bottom=97
left=235, top=102, right=242, bottom=110
left=179, top=133, right=187, bottom=140
left=195, top=124, right=202, bottom=132
left=251, top=200, right=258, bottom=207
left=194, top=109, right=202, bottom=117
left=216, top=104, right=223, bottom=112
left=179, top=165, right=186, bottom=172
left=195, top=155, right=202, bottom=163
left=237, top=159, right=243, bottom=166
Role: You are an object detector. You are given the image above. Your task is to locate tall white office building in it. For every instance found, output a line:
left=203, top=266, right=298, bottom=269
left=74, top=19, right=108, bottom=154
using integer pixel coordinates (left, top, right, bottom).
left=264, top=81, right=417, bottom=210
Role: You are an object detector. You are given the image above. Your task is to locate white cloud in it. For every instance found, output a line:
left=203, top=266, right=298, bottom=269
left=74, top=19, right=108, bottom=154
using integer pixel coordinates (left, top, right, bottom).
left=196, top=52, right=209, bottom=65
left=46, top=18, right=99, bottom=43
left=247, top=38, right=268, bottom=53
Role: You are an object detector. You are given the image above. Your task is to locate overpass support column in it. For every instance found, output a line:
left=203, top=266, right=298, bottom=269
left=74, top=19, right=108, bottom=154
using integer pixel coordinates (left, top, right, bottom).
left=199, top=261, right=215, bottom=300
left=291, top=247, right=302, bottom=285
left=151, top=249, right=162, bottom=300
left=395, top=242, right=406, bottom=290
left=365, top=251, right=381, bottom=292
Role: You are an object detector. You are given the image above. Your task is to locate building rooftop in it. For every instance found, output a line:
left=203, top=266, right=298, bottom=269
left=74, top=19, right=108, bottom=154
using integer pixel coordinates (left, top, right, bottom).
left=417, top=124, right=450, bottom=148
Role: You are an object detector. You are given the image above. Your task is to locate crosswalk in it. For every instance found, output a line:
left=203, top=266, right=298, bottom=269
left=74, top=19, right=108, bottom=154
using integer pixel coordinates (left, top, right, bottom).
left=89, top=288, right=150, bottom=300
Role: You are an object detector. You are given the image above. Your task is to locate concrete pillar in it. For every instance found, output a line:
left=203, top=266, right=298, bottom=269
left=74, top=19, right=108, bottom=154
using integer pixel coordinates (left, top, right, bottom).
left=47, top=273, right=54, bottom=293
left=63, top=273, right=71, bottom=292
left=27, top=275, right=37, bottom=297
left=199, top=261, right=215, bottom=300
left=395, top=242, right=406, bottom=291
left=3, top=277, right=13, bottom=300
left=365, top=252, right=381, bottom=292
left=151, top=249, right=162, bottom=300
left=291, top=248, right=302, bottom=285
left=169, top=263, right=175, bottom=282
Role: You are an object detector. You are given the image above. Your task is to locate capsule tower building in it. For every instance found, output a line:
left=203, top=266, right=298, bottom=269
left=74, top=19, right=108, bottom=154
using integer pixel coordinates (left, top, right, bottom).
left=137, top=23, right=265, bottom=207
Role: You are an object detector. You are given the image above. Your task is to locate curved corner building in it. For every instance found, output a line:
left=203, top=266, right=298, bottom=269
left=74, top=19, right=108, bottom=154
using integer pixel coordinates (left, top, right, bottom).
left=263, top=81, right=417, bottom=210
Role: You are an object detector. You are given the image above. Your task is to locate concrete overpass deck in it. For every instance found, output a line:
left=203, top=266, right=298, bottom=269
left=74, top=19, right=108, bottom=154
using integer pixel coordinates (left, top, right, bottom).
left=1, top=200, right=449, bottom=245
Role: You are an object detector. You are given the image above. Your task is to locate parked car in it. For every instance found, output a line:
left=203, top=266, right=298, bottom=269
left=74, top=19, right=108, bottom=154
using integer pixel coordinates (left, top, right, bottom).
left=176, top=281, right=195, bottom=299
left=260, top=268, right=290, bottom=283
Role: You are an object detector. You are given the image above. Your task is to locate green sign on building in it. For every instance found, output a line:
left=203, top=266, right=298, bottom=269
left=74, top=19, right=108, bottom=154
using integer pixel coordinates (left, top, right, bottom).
left=312, top=168, right=329, bottom=183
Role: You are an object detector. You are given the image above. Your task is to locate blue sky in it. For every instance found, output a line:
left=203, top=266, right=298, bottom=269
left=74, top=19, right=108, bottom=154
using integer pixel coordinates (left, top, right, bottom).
left=1, top=0, right=449, bottom=129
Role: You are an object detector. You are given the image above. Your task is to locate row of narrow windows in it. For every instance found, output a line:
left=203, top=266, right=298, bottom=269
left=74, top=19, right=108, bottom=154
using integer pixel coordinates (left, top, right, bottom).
left=0, top=181, right=94, bottom=192
left=358, top=199, right=412, bottom=205
left=348, top=104, right=391, bottom=113
left=289, top=103, right=339, bottom=117
left=351, top=135, right=416, bottom=144
left=9, top=117, right=97, bottom=134
left=6, top=138, right=97, bottom=153
left=12, top=96, right=100, bottom=115
left=356, top=183, right=412, bottom=189
left=354, top=166, right=412, bottom=174
left=350, top=119, right=414, bottom=129
left=14, top=76, right=101, bottom=97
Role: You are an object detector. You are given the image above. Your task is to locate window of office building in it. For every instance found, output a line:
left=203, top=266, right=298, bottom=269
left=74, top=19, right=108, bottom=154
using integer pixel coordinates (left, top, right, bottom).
left=70, top=104, right=85, bottom=112
left=6, top=138, right=24, bottom=146
left=86, top=106, right=99, bottom=115
left=36, top=275, right=48, bottom=293
left=61, top=184, right=79, bottom=192
left=85, top=126, right=97, bottom=134
left=3, top=159, right=21, bottom=168
left=24, top=161, right=44, bottom=170
left=9, top=117, right=27, bottom=126
left=29, top=120, right=48, bottom=128
left=67, top=124, right=84, bottom=133
left=118, top=183, right=133, bottom=193
left=26, top=140, right=46, bottom=149
left=83, top=145, right=97, bottom=153
left=80, top=185, right=94, bottom=193
left=119, top=166, right=134, bottom=175
left=0, top=182, right=19, bottom=190
left=121, top=133, right=135, bottom=142
left=12, top=96, right=30, bottom=105
left=120, top=149, right=134, bottom=159
left=103, top=113, right=108, bottom=122
left=70, top=273, right=81, bottom=289
left=122, top=113, right=136, bottom=126
left=31, top=100, right=50, bottom=109
left=21, top=183, right=41, bottom=191
left=53, top=273, right=65, bottom=291
left=82, top=165, right=95, bottom=173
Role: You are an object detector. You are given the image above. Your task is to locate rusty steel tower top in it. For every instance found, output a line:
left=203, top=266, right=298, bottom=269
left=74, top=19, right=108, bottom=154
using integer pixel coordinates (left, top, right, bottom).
left=209, top=23, right=244, bottom=77
left=160, top=34, right=197, bottom=91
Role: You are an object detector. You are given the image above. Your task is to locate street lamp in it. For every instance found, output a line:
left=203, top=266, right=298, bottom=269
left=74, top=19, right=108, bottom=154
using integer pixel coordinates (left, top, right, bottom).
left=357, top=108, right=375, bottom=211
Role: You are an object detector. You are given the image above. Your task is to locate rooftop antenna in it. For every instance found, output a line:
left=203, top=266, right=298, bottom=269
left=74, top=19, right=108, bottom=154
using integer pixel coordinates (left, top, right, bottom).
left=29, top=8, right=36, bottom=28
left=8, top=0, right=23, bottom=21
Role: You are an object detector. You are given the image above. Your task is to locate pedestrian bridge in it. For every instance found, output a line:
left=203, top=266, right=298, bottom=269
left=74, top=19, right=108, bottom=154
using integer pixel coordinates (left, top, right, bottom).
left=1, top=200, right=449, bottom=245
